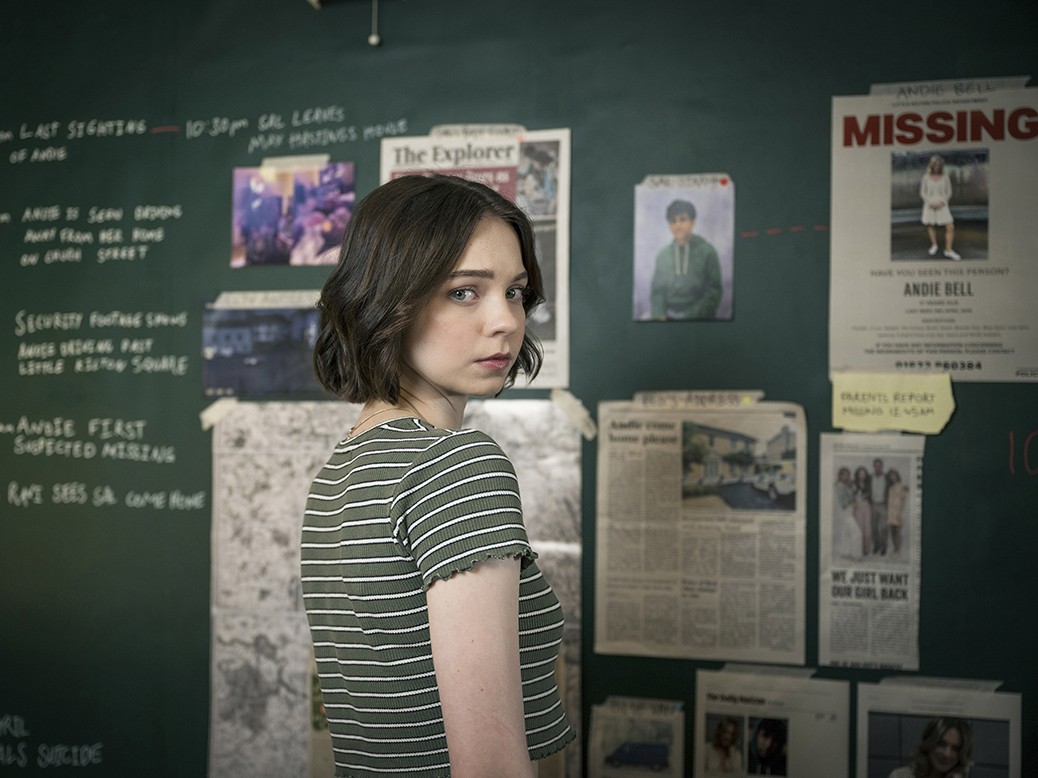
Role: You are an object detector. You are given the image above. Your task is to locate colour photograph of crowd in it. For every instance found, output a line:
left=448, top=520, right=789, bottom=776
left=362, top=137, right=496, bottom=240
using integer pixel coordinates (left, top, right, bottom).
left=231, top=161, right=355, bottom=267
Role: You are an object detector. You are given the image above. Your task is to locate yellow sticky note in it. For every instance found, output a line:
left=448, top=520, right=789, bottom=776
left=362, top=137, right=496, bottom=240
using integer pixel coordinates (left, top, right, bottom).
left=832, top=373, right=955, bottom=434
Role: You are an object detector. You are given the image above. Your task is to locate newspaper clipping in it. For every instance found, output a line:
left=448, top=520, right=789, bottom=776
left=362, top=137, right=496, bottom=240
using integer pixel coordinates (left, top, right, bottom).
left=587, top=697, right=685, bottom=778
left=380, top=126, right=571, bottom=388
left=694, top=667, right=849, bottom=778
left=858, top=679, right=1021, bottom=778
left=818, top=432, right=925, bottom=670
left=829, top=81, right=1038, bottom=382
left=594, top=397, right=805, bottom=665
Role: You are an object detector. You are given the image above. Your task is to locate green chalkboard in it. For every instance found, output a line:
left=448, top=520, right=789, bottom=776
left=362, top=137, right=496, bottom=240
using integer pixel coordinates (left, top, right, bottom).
left=1, top=1, right=1036, bottom=776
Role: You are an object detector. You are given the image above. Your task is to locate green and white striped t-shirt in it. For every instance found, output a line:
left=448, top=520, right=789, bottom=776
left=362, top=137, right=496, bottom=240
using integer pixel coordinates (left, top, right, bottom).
left=301, top=417, right=574, bottom=777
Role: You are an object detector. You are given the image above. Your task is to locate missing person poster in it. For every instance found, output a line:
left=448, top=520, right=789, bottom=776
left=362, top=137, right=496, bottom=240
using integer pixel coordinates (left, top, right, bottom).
left=829, top=81, right=1038, bottom=382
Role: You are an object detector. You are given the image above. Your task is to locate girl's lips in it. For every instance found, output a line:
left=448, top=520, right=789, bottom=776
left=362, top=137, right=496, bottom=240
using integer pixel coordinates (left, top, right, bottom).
left=476, top=354, right=511, bottom=370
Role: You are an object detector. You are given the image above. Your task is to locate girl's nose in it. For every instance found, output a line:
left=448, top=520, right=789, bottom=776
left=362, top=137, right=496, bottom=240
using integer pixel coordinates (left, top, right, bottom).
left=485, top=295, right=523, bottom=336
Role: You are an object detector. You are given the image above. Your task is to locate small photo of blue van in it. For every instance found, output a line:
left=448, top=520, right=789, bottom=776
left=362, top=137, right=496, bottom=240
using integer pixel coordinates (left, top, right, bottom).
left=605, top=741, right=670, bottom=771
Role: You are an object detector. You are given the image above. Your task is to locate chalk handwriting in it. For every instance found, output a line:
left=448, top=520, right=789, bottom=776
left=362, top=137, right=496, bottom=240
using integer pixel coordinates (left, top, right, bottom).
left=4, top=481, right=205, bottom=511
left=14, top=203, right=181, bottom=268
left=1009, top=430, right=1038, bottom=476
left=13, top=309, right=191, bottom=377
left=0, top=714, right=103, bottom=769
left=4, top=111, right=406, bottom=163
left=2, top=414, right=181, bottom=464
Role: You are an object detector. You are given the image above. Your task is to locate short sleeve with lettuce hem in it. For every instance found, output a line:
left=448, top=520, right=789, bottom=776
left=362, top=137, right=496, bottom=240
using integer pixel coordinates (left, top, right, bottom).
left=391, top=427, right=536, bottom=586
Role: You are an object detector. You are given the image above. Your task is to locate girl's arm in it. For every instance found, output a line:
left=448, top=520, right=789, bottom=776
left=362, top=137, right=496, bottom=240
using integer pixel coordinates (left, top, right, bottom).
left=427, top=556, right=536, bottom=778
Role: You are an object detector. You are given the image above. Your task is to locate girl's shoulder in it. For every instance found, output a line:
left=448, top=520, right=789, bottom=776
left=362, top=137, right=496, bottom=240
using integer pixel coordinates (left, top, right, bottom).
left=378, top=418, right=510, bottom=463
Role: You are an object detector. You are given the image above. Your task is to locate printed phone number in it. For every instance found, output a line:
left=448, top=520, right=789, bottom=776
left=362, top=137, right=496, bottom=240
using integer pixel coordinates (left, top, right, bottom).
left=896, top=360, right=982, bottom=371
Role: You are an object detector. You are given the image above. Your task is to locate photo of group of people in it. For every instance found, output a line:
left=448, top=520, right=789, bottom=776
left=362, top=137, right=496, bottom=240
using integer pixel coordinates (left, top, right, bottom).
left=831, top=455, right=911, bottom=563
left=230, top=160, right=355, bottom=267
left=701, top=714, right=789, bottom=775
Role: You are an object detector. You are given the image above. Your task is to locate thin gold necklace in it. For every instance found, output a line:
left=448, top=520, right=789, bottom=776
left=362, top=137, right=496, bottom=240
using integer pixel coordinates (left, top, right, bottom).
left=348, top=401, right=424, bottom=437
left=348, top=407, right=404, bottom=437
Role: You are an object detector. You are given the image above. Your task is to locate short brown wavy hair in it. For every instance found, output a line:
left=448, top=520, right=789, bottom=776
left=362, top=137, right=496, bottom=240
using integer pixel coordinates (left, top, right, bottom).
left=909, top=717, right=973, bottom=778
left=312, top=174, right=544, bottom=402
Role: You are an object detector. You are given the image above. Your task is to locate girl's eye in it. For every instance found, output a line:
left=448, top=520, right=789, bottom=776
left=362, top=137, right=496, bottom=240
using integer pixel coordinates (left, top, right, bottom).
left=448, top=288, right=476, bottom=302
left=507, top=286, right=531, bottom=302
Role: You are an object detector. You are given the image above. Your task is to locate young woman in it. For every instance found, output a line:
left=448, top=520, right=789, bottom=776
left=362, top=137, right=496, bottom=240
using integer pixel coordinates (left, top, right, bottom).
left=920, top=154, right=960, bottom=260
left=704, top=717, right=743, bottom=773
left=852, top=466, right=873, bottom=557
left=888, top=717, right=973, bottom=778
left=301, top=174, right=574, bottom=777
left=748, top=718, right=787, bottom=775
left=834, top=466, right=862, bottom=561
left=886, top=468, right=908, bottom=558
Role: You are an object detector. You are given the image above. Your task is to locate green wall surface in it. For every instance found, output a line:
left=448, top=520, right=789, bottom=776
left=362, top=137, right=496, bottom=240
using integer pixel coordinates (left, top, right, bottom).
left=2, top=1, right=1035, bottom=774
